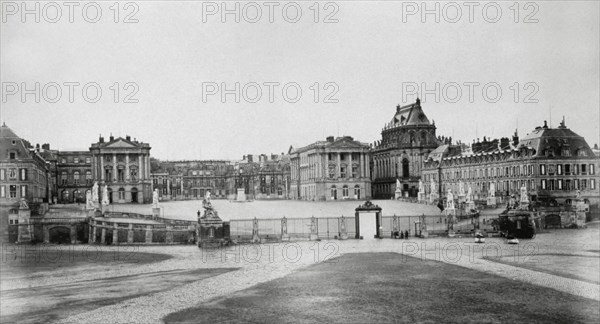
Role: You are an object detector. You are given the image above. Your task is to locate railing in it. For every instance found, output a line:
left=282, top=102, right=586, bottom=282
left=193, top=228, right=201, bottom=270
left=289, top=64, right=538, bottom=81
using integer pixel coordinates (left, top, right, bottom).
left=229, top=217, right=357, bottom=241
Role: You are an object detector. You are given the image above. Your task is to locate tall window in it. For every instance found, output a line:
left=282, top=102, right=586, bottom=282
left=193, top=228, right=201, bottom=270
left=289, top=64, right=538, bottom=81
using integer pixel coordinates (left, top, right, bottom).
left=117, top=168, right=125, bottom=181
left=73, top=171, right=80, bottom=185
left=0, top=169, right=4, bottom=180
left=565, top=164, right=571, bottom=175
left=61, top=171, right=67, bottom=185
left=340, top=165, right=347, bottom=178
left=581, top=164, right=587, bottom=175
left=130, top=168, right=138, bottom=181
left=352, top=165, right=359, bottom=178
left=342, top=185, right=349, bottom=198
left=402, top=159, right=409, bottom=178
left=86, top=171, right=92, bottom=184
left=590, top=164, right=596, bottom=175
left=118, top=188, right=125, bottom=200
left=20, top=185, right=27, bottom=198
left=0, top=186, right=4, bottom=198
left=19, top=168, right=27, bottom=181
left=540, top=165, right=546, bottom=175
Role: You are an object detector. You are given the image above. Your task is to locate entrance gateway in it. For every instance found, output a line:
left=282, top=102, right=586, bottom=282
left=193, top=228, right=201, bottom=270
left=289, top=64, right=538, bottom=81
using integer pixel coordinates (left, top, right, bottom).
left=355, top=200, right=382, bottom=240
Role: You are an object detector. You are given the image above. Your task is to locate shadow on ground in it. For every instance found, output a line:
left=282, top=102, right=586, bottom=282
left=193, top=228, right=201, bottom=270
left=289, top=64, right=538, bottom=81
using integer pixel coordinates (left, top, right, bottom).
left=164, top=253, right=600, bottom=324
left=1, top=267, right=237, bottom=324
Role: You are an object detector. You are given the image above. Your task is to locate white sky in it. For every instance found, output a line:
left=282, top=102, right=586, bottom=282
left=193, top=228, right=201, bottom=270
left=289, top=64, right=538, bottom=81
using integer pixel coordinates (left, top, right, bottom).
left=1, top=1, right=599, bottom=159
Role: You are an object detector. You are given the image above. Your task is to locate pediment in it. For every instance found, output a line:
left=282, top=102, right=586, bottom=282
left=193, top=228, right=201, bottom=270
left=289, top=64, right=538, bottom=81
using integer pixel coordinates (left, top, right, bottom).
left=329, top=139, right=365, bottom=149
left=105, top=139, right=137, bottom=148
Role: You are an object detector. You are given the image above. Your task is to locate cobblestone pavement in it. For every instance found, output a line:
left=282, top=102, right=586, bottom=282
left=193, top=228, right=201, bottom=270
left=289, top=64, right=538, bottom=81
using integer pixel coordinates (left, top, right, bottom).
left=2, top=227, right=597, bottom=324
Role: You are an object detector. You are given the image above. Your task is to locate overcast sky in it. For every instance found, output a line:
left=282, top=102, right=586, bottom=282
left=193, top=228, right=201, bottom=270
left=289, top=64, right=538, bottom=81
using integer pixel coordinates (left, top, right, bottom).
left=2, top=1, right=599, bottom=160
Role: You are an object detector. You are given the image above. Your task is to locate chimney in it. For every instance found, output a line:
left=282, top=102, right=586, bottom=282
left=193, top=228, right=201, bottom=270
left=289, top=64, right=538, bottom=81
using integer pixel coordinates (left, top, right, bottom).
left=326, top=136, right=334, bottom=142
left=247, top=154, right=253, bottom=163
left=500, top=137, right=510, bottom=150
left=126, top=135, right=131, bottom=141
left=396, top=104, right=401, bottom=113
left=109, top=133, right=114, bottom=141
left=35, top=143, right=40, bottom=152
left=543, top=120, right=548, bottom=129
left=99, top=136, right=104, bottom=143
left=42, top=143, right=50, bottom=150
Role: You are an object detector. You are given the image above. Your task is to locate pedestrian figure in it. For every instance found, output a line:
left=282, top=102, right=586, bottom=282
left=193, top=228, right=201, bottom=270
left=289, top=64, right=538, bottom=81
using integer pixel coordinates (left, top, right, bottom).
left=404, top=230, right=409, bottom=239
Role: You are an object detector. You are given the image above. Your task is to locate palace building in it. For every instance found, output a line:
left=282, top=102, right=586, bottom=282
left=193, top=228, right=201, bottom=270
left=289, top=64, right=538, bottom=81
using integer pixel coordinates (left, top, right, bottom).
left=90, top=135, right=152, bottom=204
left=422, top=120, right=599, bottom=207
left=289, top=136, right=371, bottom=201
left=371, top=98, right=439, bottom=199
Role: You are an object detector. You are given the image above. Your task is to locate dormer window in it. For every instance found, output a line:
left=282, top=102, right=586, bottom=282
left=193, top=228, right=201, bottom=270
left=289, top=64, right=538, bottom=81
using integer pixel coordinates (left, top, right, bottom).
left=9, top=152, right=16, bottom=160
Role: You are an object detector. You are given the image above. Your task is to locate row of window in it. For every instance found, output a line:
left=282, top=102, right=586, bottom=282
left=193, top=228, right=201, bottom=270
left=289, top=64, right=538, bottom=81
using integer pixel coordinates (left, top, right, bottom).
left=540, top=164, right=595, bottom=176
left=59, top=156, right=92, bottom=164
left=540, top=179, right=596, bottom=191
left=102, top=154, right=140, bottom=162
left=0, top=185, right=28, bottom=198
left=425, top=163, right=597, bottom=182
left=0, top=168, right=28, bottom=181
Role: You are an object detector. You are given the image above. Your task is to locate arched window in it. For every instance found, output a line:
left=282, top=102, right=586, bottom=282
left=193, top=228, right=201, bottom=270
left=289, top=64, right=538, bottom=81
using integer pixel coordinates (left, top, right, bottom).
left=354, top=185, right=361, bottom=199
left=330, top=185, right=337, bottom=200
left=118, top=187, right=125, bottom=200
left=85, top=170, right=92, bottom=184
left=402, top=159, right=409, bottom=178
left=73, top=171, right=80, bottom=185
left=342, top=185, right=349, bottom=198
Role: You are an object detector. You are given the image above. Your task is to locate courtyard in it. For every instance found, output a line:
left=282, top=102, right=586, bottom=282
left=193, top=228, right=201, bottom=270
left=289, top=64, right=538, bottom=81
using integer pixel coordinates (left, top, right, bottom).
left=1, top=220, right=598, bottom=323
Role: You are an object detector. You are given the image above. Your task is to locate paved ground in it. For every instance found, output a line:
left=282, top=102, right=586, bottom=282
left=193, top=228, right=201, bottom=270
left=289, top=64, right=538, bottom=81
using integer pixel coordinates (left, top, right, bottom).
left=96, top=199, right=443, bottom=221
left=1, top=221, right=598, bottom=323
left=164, top=253, right=600, bottom=324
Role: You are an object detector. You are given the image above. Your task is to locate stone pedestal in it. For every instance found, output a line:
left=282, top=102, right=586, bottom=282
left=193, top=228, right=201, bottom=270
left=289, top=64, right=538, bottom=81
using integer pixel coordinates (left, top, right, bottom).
left=112, top=224, right=118, bottom=244
left=127, top=224, right=134, bottom=243
left=418, top=192, right=426, bottom=202
left=145, top=225, right=153, bottom=243
left=17, top=208, right=32, bottom=243
left=394, top=189, right=402, bottom=200
left=198, top=209, right=225, bottom=247
left=486, top=196, right=496, bottom=207
left=237, top=188, right=247, bottom=201
left=152, top=208, right=161, bottom=220
left=166, top=225, right=174, bottom=243
left=458, top=194, right=466, bottom=204
left=445, top=208, right=456, bottom=237
left=70, top=225, right=77, bottom=244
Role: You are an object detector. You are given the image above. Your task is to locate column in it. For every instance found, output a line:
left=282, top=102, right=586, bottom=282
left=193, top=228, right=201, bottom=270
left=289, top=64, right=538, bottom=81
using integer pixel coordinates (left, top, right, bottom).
left=92, top=222, right=97, bottom=243
left=125, top=154, right=130, bottom=182
left=100, top=154, right=104, bottom=181
left=337, top=153, right=341, bottom=179
left=88, top=223, right=94, bottom=243
left=146, top=155, right=150, bottom=179
left=112, top=154, right=117, bottom=182
left=360, top=154, right=365, bottom=178
left=348, top=152, right=353, bottom=178
left=43, top=225, right=50, bottom=243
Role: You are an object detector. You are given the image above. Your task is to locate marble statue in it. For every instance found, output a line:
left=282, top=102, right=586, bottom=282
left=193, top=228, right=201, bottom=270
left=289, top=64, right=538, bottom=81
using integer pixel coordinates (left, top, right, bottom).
left=430, top=178, right=436, bottom=194
left=520, top=185, right=528, bottom=202
left=19, top=198, right=29, bottom=209
left=102, top=185, right=109, bottom=205
left=85, top=191, right=94, bottom=210
left=92, top=181, right=99, bottom=203
left=466, top=186, right=473, bottom=203
left=152, top=189, right=159, bottom=208
left=446, top=189, right=455, bottom=209
left=418, top=180, right=424, bottom=193
left=489, top=183, right=495, bottom=197
left=282, top=217, right=288, bottom=234
left=459, top=181, right=465, bottom=196
left=576, top=189, right=581, bottom=200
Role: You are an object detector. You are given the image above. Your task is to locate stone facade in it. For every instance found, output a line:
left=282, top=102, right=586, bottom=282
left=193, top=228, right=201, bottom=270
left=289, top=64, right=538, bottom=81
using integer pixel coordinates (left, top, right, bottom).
left=0, top=124, right=50, bottom=242
left=290, top=136, right=371, bottom=201
left=56, top=150, right=93, bottom=203
left=422, top=120, right=599, bottom=209
left=371, top=99, right=439, bottom=198
left=90, top=135, right=152, bottom=204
